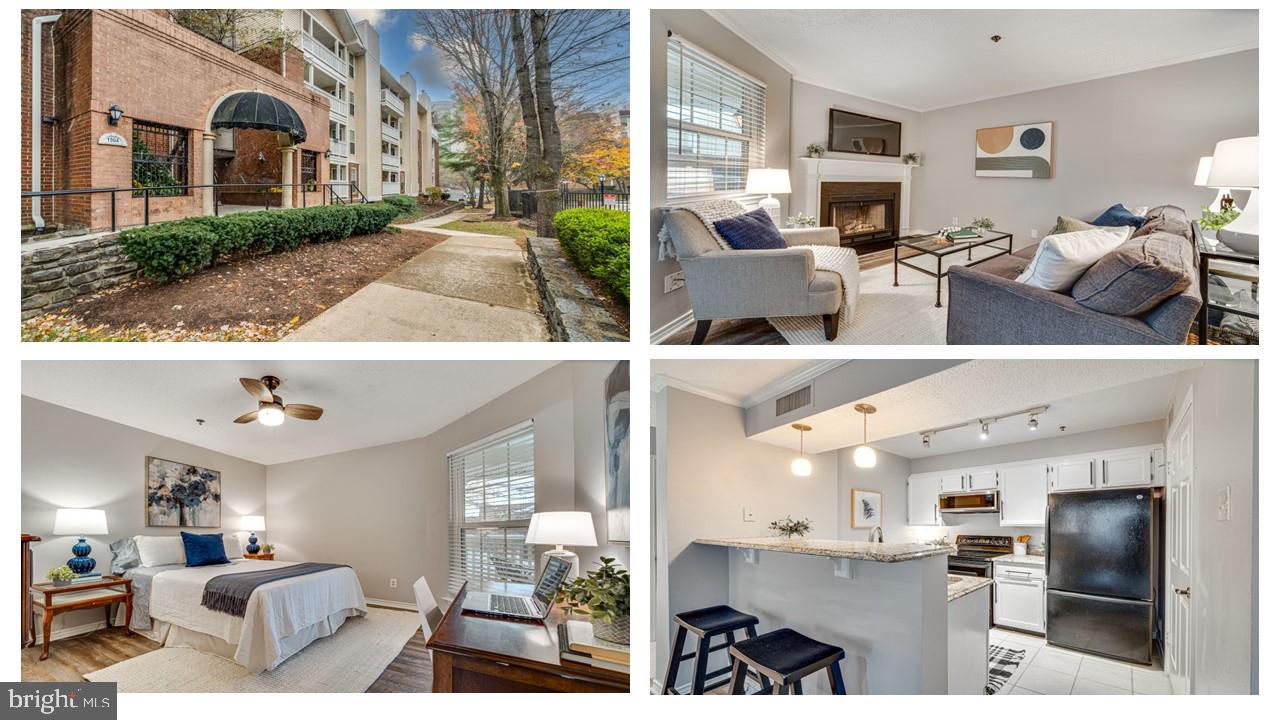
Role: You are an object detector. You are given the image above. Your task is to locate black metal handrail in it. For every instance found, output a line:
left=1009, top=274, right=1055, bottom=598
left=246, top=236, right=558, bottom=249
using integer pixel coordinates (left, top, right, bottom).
left=22, top=182, right=370, bottom=234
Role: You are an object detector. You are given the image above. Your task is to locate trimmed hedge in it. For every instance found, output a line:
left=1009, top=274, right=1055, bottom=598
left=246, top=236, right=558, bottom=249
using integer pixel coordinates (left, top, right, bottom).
left=119, top=203, right=399, bottom=283
left=382, top=194, right=417, bottom=213
left=553, top=208, right=630, bottom=302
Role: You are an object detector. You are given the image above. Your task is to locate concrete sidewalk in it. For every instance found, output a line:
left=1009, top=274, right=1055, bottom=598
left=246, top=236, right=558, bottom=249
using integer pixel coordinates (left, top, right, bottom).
left=282, top=230, right=550, bottom=342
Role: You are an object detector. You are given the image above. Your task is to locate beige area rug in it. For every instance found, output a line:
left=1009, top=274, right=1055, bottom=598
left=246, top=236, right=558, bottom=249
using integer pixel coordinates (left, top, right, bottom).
left=84, top=608, right=420, bottom=692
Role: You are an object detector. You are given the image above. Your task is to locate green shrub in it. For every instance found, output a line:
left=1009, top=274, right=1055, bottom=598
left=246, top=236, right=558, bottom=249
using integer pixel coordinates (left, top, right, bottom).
left=118, top=221, right=218, bottom=283
left=553, top=208, right=630, bottom=302
left=383, top=194, right=417, bottom=213
left=350, top=203, right=401, bottom=235
left=421, top=186, right=444, bottom=204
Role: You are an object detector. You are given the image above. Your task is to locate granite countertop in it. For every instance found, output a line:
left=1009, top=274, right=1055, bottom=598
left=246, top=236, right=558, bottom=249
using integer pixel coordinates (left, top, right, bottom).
left=947, top=574, right=994, bottom=602
left=693, top=537, right=953, bottom=563
left=992, top=553, right=1046, bottom=567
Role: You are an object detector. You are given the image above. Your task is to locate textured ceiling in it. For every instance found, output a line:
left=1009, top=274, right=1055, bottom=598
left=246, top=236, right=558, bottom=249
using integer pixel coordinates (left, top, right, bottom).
left=652, top=359, right=831, bottom=405
left=712, top=9, right=1257, bottom=111
left=22, top=360, right=559, bottom=465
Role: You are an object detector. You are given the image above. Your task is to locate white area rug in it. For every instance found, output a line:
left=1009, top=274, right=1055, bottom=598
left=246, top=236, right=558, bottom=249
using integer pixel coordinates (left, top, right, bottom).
left=84, top=608, right=420, bottom=692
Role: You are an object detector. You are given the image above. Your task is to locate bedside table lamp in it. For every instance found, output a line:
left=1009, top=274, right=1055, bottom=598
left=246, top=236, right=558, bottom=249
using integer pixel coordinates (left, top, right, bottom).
left=241, top=515, right=265, bottom=554
left=526, top=511, right=597, bottom=577
left=745, top=168, right=791, bottom=227
left=1207, top=136, right=1259, bottom=255
left=1194, top=156, right=1233, bottom=212
left=53, top=508, right=108, bottom=575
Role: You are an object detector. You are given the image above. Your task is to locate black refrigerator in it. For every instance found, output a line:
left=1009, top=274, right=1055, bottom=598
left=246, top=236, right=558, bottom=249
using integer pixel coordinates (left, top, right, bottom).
left=1046, top=487, right=1162, bottom=665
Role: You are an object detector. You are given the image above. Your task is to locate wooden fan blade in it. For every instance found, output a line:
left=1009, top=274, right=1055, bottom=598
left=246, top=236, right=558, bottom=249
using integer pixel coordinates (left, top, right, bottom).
left=239, top=378, right=273, bottom=403
left=283, top=404, right=323, bottom=421
left=233, top=410, right=260, bottom=424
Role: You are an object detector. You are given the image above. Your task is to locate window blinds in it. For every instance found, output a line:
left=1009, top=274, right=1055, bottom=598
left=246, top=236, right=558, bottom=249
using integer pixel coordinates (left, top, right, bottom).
left=666, top=38, right=767, bottom=198
left=446, top=423, right=536, bottom=596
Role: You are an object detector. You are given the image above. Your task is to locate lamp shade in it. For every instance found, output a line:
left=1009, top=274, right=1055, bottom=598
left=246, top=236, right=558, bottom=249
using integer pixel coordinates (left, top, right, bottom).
left=745, top=168, right=792, bottom=195
left=53, top=508, right=108, bottom=536
left=525, top=511, right=598, bottom=547
left=240, top=515, right=266, bottom=532
left=1194, top=156, right=1214, bottom=187
left=1206, top=136, right=1257, bottom=189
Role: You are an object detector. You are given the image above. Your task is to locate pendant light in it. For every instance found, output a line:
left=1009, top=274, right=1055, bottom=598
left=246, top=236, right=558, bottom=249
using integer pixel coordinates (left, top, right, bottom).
left=852, top=403, right=878, bottom=468
left=790, top=423, right=813, bottom=477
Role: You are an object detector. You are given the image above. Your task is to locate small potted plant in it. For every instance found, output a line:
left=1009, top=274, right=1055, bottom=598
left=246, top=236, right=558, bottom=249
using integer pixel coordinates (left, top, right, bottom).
left=970, top=217, right=996, bottom=233
left=806, top=143, right=825, bottom=158
left=259, top=543, right=275, bottom=554
left=903, top=152, right=920, bottom=166
left=557, top=557, right=630, bottom=645
left=788, top=212, right=817, bottom=228
left=46, top=565, right=76, bottom=587
left=1199, top=205, right=1240, bottom=243
left=768, top=515, right=813, bottom=538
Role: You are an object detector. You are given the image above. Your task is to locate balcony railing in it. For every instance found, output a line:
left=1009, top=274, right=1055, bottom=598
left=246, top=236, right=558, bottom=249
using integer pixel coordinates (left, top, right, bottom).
left=329, top=139, right=347, bottom=158
left=327, top=94, right=346, bottom=119
left=380, top=89, right=405, bottom=115
left=382, top=153, right=401, bottom=168
left=382, top=181, right=400, bottom=197
left=302, top=34, right=345, bottom=79
left=381, top=123, right=400, bottom=143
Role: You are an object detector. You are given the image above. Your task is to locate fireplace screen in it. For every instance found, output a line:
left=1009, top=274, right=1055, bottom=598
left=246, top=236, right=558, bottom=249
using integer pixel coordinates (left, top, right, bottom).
left=830, top=200, right=889, bottom=238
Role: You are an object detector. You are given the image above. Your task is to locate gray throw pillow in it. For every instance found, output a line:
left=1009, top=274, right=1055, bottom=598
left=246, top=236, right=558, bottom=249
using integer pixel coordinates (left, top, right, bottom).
left=1052, top=216, right=1097, bottom=235
left=1072, top=232, right=1194, bottom=316
left=110, top=536, right=141, bottom=575
left=1133, top=216, right=1192, bottom=242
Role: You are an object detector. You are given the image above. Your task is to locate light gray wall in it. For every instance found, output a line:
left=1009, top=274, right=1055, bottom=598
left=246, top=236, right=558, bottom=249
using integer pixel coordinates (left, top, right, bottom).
left=21, top=397, right=267, bottom=637
left=650, top=10, right=794, bottom=334
left=912, top=50, right=1258, bottom=244
left=836, top=447, right=911, bottom=542
left=265, top=362, right=627, bottom=606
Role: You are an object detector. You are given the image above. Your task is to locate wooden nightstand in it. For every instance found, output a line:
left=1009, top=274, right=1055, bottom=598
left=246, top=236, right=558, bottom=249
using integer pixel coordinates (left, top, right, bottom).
left=31, top=576, right=132, bottom=660
left=243, top=553, right=275, bottom=560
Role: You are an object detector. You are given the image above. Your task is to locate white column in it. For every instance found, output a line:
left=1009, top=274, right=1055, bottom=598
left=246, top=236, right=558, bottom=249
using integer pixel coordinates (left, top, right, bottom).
left=202, top=132, right=217, bottom=215
left=280, top=145, right=295, bottom=209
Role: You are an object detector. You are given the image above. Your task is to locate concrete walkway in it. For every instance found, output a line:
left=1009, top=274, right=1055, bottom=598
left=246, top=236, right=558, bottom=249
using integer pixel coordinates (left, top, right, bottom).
left=283, top=214, right=549, bottom=341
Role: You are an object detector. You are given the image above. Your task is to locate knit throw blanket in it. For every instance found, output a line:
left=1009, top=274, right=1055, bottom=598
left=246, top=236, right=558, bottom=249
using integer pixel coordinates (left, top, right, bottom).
left=656, top=199, right=746, bottom=260
left=767, top=244, right=862, bottom=344
left=201, top=562, right=350, bottom=617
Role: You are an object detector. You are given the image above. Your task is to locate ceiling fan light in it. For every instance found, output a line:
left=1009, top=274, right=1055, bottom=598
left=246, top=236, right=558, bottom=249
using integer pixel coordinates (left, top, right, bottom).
left=258, top=403, right=285, bottom=426
left=791, top=457, right=813, bottom=477
left=853, top=445, right=877, bottom=468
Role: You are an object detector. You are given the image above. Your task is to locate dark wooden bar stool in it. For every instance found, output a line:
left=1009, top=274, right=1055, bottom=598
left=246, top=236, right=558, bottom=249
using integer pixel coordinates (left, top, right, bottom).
left=728, top=628, right=847, bottom=695
left=662, top=605, right=762, bottom=694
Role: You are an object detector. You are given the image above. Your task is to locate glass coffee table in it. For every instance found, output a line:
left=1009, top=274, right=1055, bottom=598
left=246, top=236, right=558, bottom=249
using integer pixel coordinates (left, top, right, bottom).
left=894, top=230, right=1015, bottom=307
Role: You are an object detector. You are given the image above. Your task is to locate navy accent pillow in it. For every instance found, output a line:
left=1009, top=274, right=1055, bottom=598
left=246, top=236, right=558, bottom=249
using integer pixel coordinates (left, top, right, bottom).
left=1091, top=203, right=1146, bottom=229
left=713, top=207, right=787, bottom=250
left=181, top=532, right=231, bottom=567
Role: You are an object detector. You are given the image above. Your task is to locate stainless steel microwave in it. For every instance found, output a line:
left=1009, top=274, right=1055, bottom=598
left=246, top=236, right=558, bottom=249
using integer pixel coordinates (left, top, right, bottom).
left=938, top=491, right=999, bottom=514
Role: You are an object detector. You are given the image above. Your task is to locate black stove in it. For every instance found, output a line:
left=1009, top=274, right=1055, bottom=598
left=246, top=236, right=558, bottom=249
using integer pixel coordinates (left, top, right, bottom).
left=949, top=535, right=1012, bottom=626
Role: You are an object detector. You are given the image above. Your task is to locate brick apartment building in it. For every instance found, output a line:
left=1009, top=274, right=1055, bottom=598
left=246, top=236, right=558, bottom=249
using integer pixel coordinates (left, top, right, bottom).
left=22, top=9, right=440, bottom=233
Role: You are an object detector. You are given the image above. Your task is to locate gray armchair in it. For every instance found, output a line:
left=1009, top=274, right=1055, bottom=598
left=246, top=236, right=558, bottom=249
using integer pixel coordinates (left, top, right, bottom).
left=662, top=208, right=851, bottom=343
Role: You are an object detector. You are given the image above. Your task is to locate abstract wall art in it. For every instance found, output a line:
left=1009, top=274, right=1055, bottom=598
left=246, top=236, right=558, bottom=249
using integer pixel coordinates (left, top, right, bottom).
left=605, top=361, right=630, bottom=544
left=145, top=456, right=222, bottom=527
left=851, top=488, right=883, bottom=529
left=975, top=121, right=1054, bottom=178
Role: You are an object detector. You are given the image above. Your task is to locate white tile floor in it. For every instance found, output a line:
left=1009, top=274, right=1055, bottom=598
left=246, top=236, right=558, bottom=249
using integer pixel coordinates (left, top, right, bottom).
left=990, top=629, right=1173, bottom=695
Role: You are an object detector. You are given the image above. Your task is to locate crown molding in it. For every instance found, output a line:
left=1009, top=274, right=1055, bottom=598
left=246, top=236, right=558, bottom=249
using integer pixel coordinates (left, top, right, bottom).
left=741, top=360, right=849, bottom=409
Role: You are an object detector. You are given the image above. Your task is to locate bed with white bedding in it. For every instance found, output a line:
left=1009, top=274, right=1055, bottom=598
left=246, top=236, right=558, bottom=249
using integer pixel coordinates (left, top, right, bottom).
left=125, top=559, right=367, bottom=673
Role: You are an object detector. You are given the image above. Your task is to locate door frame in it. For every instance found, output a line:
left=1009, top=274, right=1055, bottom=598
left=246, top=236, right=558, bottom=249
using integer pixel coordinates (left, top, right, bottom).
left=1165, top=385, right=1194, bottom=694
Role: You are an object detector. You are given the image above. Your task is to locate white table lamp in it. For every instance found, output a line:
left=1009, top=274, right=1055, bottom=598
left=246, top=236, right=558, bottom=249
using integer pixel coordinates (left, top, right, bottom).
left=241, top=515, right=266, bottom=554
left=53, top=508, right=108, bottom=575
left=1206, top=136, right=1258, bottom=255
left=1194, top=155, right=1233, bottom=213
left=526, top=511, right=597, bottom=577
left=745, top=168, right=791, bottom=226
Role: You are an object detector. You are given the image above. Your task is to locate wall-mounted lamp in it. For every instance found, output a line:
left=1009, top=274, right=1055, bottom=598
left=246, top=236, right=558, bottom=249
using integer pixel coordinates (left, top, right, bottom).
left=107, top=105, right=123, bottom=126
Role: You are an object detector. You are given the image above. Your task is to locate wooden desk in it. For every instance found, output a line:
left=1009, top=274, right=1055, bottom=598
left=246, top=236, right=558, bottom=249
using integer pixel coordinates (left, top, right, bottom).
left=427, top=581, right=627, bottom=693
left=21, top=534, right=41, bottom=648
left=31, top=576, right=132, bottom=660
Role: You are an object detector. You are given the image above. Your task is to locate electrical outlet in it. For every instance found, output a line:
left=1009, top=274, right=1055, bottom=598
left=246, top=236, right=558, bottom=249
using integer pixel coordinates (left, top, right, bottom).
left=664, top=271, right=686, bottom=293
left=742, top=506, right=756, bottom=522
left=1030, top=228, right=1038, bottom=239
left=1217, top=486, right=1231, bottom=521
left=389, top=578, right=398, bottom=589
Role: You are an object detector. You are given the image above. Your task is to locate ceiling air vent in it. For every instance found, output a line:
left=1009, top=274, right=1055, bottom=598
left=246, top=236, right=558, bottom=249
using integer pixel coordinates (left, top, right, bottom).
left=775, top=385, right=812, bottom=417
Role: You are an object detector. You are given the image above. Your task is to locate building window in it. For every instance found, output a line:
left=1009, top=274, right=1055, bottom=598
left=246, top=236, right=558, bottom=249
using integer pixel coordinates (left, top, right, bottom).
left=447, top=422, right=536, bottom=596
left=300, top=150, right=318, bottom=191
left=666, top=37, right=766, bottom=198
left=131, top=120, right=189, bottom=197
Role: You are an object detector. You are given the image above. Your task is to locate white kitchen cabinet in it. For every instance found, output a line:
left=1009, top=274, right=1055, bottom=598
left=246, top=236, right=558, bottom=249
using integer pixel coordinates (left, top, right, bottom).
left=907, top=474, right=941, bottom=526
left=968, top=468, right=999, bottom=491
left=998, top=462, right=1048, bottom=526
left=1049, top=457, right=1095, bottom=492
left=938, top=472, right=967, bottom=494
left=994, top=564, right=1046, bottom=633
left=1098, top=448, right=1153, bottom=488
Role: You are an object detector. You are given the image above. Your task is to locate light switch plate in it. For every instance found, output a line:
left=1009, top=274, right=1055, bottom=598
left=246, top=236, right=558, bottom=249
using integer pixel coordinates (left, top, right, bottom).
left=742, top=506, right=755, bottom=522
left=1217, top=486, right=1231, bottom=521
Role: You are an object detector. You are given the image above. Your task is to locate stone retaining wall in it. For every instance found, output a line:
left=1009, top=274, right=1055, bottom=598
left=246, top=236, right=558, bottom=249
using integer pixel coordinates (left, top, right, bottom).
left=22, top=233, right=139, bottom=319
left=526, top=237, right=627, bottom=342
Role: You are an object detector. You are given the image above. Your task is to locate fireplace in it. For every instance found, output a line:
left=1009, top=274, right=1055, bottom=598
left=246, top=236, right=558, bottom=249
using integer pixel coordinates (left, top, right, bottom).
left=819, top=181, right=901, bottom=250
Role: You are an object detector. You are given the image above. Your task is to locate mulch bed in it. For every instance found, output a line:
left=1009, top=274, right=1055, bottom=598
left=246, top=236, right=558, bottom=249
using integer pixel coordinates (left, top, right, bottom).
left=26, top=228, right=448, bottom=341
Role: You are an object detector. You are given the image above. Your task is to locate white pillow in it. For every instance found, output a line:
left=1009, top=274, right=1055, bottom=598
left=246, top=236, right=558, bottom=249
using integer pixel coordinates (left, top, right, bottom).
left=134, top=535, right=185, bottom=567
left=223, top=534, right=242, bottom=559
left=1015, top=227, right=1131, bottom=292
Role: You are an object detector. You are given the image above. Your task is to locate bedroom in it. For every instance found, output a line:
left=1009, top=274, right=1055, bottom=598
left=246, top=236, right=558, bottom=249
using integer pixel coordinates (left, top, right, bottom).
left=19, top=359, right=631, bottom=693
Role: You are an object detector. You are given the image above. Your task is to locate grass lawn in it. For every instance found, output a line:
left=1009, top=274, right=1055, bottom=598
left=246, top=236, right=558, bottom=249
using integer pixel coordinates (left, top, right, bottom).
left=438, top=219, right=531, bottom=239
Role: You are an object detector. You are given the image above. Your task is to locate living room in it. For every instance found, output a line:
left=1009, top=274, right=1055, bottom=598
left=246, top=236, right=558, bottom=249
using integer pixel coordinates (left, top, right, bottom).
left=650, top=9, right=1259, bottom=345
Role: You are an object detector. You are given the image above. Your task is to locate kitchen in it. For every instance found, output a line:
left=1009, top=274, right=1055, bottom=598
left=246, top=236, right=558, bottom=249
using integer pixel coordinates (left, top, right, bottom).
left=651, top=359, right=1257, bottom=695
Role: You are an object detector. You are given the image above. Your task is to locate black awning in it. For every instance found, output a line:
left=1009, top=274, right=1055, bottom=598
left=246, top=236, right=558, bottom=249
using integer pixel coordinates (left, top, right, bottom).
left=210, top=92, right=307, bottom=144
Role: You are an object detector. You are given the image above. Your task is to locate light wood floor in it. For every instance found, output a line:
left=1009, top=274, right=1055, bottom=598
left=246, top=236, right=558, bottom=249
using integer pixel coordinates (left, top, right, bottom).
left=21, top=611, right=432, bottom=692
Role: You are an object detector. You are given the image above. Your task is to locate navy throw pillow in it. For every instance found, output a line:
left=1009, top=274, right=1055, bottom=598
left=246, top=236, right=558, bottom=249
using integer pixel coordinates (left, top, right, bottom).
left=1091, top=203, right=1146, bottom=229
left=181, top=532, right=230, bottom=567
left=713, top=207, right=787, bottom=250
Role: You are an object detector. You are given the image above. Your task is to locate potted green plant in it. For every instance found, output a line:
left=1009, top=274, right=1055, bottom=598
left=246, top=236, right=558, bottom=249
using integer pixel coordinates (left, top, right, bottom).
left=806, top=143, right=825, bottom=158
left=259, top=543, right=275, bottom=554
left=1199, top=205, right=1240, bottom=240
left=556, top=557, right=630, bottom=645
left=970, top=217, right=996, bottom=232
left=788, top=212, right=817, bottom=228
left=46, top=565, right=76, bottom=587
left=768, top=515, right=813, bottom=538
left=903, top=152, right=920, bottom=166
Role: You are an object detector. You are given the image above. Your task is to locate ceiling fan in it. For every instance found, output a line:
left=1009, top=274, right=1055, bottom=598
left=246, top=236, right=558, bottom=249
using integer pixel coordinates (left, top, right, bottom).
left=234, top=376, right=323, bottom=427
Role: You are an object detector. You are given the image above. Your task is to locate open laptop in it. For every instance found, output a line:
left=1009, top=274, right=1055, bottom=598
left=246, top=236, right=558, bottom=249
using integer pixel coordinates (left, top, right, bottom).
left=461, top=555, right=572, bottom=620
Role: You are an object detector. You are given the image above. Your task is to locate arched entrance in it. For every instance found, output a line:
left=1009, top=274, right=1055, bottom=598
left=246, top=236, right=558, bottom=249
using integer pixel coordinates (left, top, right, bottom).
left=203, top=91, right=308, bottom=214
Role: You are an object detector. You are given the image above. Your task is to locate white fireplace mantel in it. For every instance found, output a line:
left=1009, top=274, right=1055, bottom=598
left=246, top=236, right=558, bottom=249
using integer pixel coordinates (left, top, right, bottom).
left=793, top=156, right=915, bottom=233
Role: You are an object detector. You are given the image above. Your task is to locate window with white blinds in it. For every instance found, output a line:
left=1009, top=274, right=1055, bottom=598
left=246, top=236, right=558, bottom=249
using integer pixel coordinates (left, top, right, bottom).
left=446, top=423, right=536, bottom=597
left=666, top=38, right=767, bottom=198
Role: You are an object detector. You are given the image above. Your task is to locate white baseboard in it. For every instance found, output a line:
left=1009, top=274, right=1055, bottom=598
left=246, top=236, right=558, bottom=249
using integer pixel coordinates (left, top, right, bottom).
left=650, top=310, right=694, bottom=345
left=33, top=619, right=110, bottom=644
left=366, top=598, right=417, bottom=612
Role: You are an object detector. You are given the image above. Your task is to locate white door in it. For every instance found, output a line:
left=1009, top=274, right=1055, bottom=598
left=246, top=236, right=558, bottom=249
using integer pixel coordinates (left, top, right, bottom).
left=994, top=577, right=1046, bottom=633
left=907, top=475, right=940, bottom=526
left=968, top=468, right=999, bottom=491
left=1166, top=392, right=1194, bottom=694
left=1050, top=457, right=1095, bottom=492
left=939, top=472, right=967, bottom=494
left=998, top=463, right=1048, bottom=526
left=1099, top=449, right=1153, bottom=488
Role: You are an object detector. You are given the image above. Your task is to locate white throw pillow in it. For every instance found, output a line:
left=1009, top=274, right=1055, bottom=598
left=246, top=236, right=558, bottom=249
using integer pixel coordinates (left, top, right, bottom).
left=1015, top=227, right=1131, bottom=292
left=134, top=535, right=185, bottom=567
left=223, top=534, right=242, bottom=559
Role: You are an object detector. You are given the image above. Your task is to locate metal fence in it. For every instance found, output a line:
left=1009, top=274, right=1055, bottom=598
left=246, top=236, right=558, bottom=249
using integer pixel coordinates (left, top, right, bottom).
left=508, top=186, right=631, bottom=218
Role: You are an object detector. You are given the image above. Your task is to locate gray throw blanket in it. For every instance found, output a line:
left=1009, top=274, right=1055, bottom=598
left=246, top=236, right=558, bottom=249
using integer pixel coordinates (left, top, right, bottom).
left=202, top=562, right=349, bottom=617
